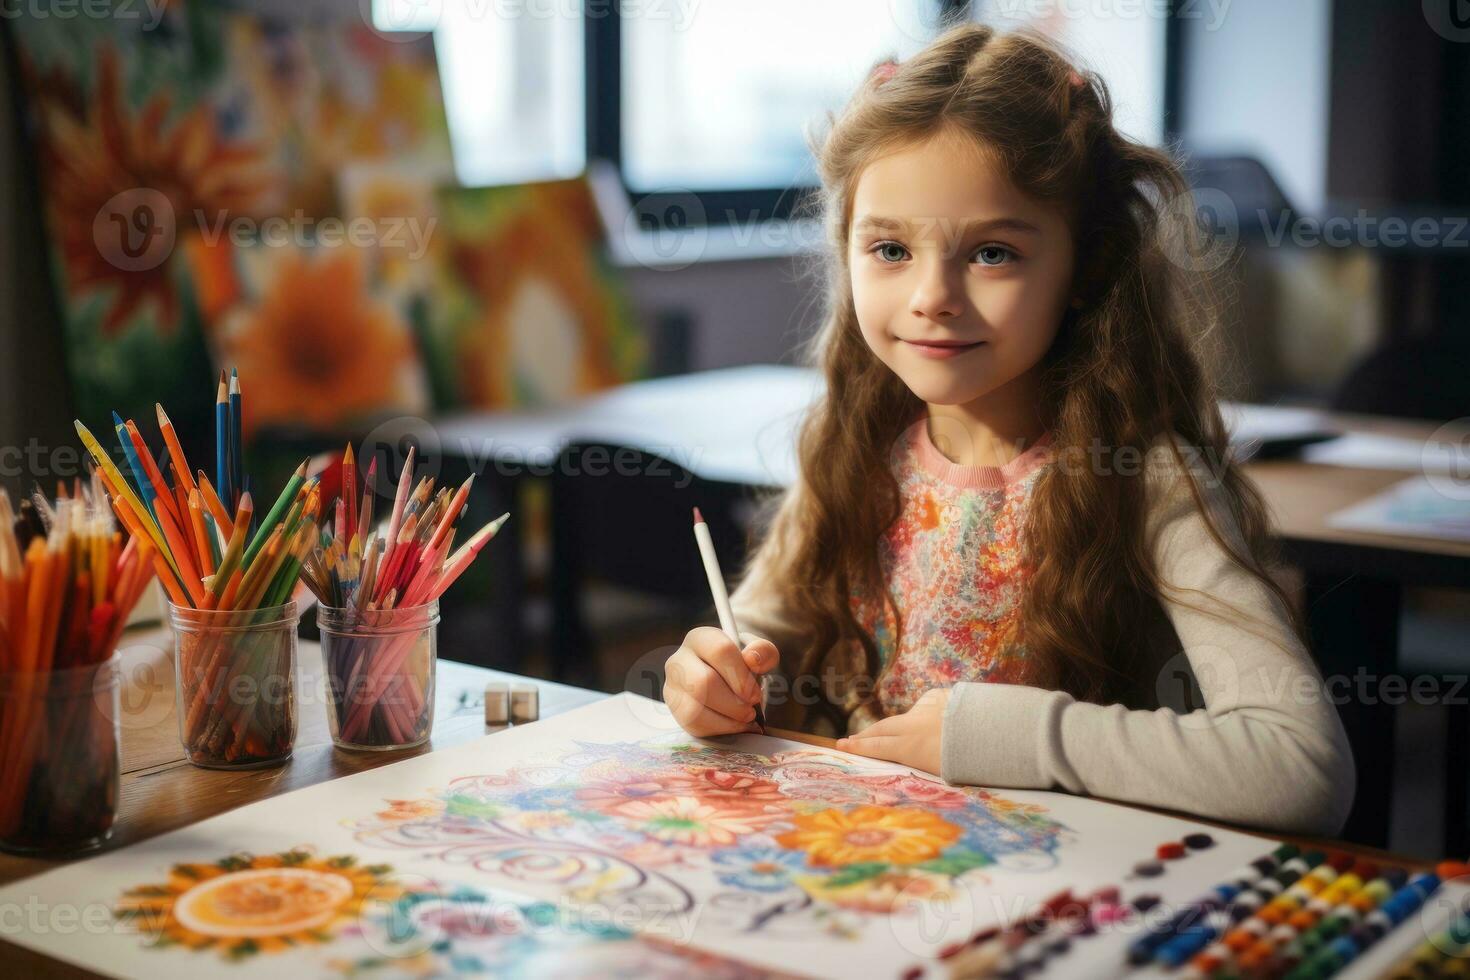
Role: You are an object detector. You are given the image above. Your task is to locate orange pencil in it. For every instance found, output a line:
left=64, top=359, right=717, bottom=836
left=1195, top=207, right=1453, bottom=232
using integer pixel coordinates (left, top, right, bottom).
left=188, top=490, right=215, bottom=578
left=153, top=498, right=206, bottom=607
left=124, top=420, right=184, bottom=533
left=155, top=404, right=199, bottom=500
left=196, top=472, right=233, bottom=533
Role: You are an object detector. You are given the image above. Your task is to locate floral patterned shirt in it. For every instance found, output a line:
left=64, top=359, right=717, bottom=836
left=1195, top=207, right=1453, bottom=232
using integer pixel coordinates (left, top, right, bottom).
left=850, top=418, right=1055, bottom=721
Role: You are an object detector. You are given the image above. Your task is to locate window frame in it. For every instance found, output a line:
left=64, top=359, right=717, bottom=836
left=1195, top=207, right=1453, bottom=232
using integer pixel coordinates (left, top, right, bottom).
left=588, top=0, right=1184, bottom=231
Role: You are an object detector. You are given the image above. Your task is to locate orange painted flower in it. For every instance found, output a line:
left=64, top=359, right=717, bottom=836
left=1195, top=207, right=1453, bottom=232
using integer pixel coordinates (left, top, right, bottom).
left=776, top=806, right=962, bottom=867
left=213, top=244, right=424, bottom=438
left=115, top=849, right=399, bottom=958
left=375, top=798, right=444, bottom=822
left=31, top=45, right=274, bottom=336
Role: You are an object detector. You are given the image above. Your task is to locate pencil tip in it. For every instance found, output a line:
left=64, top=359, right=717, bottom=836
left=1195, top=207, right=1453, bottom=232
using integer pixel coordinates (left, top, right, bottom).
left=155, top=403, right=169, bottom=424
left=692, top=506, right=703, bottom=525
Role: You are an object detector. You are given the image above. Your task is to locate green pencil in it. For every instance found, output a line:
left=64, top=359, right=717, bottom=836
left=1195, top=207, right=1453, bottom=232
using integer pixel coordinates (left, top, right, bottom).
left=243, top=460, right=307, bottom=570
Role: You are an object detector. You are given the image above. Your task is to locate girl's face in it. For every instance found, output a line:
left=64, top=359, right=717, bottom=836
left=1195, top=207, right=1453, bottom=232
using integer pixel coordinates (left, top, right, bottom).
left=847, top=127, right=1076, bottom=410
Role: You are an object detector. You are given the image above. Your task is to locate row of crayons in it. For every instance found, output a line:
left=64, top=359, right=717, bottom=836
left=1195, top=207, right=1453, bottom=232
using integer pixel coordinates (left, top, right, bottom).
left=0, top=478, right=155, bottom=840
left=298, top=444, right=507, bottom=612
left=919, top=842, right=1470, bottom=978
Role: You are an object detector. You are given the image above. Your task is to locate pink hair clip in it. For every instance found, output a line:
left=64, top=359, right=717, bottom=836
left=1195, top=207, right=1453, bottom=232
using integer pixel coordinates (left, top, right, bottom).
left=872, top=60, right=900, bottom=85
left=1069, top=70, right=1085, bottom=89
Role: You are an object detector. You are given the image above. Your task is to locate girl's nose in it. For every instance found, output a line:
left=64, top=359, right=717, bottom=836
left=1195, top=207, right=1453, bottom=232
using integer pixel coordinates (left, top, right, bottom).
left=909, top=260, right=965, bottom=321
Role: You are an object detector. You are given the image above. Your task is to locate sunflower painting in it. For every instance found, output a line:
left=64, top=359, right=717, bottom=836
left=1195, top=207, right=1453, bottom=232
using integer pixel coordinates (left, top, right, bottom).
left=114, top=848, right=400, bottom=960
left=8, top=1, right=452, bottom=440
left=189, top=239, right=431, bottom=440
left=421, top=179, right=648, bottom=410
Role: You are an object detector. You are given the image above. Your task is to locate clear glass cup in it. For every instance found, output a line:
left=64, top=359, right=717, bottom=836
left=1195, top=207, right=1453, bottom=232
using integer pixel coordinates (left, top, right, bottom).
left=318, top=601, right=438, bottom=751
left=0, top=653, right=121, bottom=854
left=169, top=602, right=299, bottom=769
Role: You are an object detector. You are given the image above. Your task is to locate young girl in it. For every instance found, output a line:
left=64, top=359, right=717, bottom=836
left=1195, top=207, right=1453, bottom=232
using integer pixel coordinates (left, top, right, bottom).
left=661, top=24, right=1354, bottom=837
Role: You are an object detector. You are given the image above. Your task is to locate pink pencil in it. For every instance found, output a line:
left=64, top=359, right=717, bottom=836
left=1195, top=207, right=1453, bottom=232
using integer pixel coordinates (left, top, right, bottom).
left=383, top=446, right=415, bottom=559
left=430, top=513, right=509, bottom=598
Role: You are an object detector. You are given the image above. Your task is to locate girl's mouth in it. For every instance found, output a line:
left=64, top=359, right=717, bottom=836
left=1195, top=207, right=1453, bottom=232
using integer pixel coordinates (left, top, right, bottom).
left=901, top=339, right=986, bottom=360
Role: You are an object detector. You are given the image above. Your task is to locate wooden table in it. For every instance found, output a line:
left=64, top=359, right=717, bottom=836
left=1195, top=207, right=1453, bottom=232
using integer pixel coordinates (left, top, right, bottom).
left=0, top=630, right=602, bottom=893
left=0, top=624, right=1445, bottom=976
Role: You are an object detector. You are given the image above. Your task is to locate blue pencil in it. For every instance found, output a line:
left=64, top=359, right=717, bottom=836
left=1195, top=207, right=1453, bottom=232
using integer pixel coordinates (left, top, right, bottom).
left=112, top=411, right=156, bottom=520
left=229, top=368, right=242, bottom=510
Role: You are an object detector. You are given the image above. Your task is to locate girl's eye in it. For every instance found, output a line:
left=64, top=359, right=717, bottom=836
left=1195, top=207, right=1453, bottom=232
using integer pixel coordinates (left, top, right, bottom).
left=974, top=244, right=1015, bottom=266
left=871, top=241, right=910, bottom=263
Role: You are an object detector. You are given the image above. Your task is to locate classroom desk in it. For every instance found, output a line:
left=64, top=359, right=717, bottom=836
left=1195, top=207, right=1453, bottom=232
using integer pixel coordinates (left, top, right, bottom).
left=1245, top=411, right=1470, bottom=850
left=0, top=628, right=1444, bottom=977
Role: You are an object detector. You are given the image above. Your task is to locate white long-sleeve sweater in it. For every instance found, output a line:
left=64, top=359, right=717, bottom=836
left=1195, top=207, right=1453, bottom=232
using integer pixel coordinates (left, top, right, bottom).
left=728, top=428, right=1356, bottom=838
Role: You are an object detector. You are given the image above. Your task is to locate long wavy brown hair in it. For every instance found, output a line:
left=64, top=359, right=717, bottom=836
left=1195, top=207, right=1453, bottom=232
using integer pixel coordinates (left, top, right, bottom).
left=741, top=23, right=1308, bottom=732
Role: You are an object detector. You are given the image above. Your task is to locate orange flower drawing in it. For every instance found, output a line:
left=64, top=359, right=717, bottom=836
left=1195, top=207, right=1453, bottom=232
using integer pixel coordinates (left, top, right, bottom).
left=213, top=245, right=424, bottom=437
left=32, top=45, right=274, bottom=336
left=375, top=798, right=445, bottom=823
left=115, top=849, right=400, bottom=958
left=776, top=805, right=962, bottom=867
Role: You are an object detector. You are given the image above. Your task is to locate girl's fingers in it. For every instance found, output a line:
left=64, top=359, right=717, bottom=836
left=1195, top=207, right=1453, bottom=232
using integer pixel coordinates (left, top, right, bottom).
left=846, top=714, right=908, bottom=739
left=665, top=656, right=756, bottom=724
left=739, top=637, right=780, bottom=676
left=837, top=734, right=903, bottom=762
left=690, top=629, right=762, bottom=704
left=665, top=686, right=753, bottom=738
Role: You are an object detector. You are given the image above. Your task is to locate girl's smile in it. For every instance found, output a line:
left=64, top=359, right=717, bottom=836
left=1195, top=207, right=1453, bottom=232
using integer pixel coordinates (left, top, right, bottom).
left=899, top=338, right=987, bottom=360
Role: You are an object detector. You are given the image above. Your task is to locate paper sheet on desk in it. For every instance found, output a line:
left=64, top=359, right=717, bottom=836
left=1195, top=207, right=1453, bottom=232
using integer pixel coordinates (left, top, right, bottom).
left=1328, top=474, right=1470, bottom=543
left=0, top=694, right=1283, bottom=979
left=1304, top=431, right=1470, bottom=474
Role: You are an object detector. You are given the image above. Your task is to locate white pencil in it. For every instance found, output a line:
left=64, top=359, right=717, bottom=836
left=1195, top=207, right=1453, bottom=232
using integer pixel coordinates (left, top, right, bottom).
left=692, top=506, right=766, bottom=732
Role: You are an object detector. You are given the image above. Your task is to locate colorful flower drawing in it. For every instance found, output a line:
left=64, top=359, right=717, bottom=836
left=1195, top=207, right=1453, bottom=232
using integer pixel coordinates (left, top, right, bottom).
left=351, top=737, right=1073, bottom=941
left=774, top=806, right=962, bottom=867
left=114, top=848, right=399, bottom=959
left=337, top=881, right=768, bottom=978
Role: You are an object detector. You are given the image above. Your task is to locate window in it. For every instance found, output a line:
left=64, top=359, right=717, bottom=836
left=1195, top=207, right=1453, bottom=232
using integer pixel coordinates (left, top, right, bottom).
left=972, top=0, right=1169, bottom=148
left=622, top=1, right=944, bottom=192
left=372, top=0, right=587, bottom=187
left=377, top=1, right=1172, bottom=223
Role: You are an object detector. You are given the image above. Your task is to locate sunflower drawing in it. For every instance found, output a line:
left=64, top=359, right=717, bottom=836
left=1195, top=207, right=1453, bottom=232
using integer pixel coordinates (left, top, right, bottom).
left=114, top=848, right=401, bottom=959
left=776, top=805, right=963, bottom=867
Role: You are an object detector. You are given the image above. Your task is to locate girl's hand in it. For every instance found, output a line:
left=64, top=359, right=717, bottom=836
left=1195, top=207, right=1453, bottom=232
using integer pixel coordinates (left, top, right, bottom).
left=836, top=688, right=950, bottom=776
left=663, top=626, right=780, bottom=737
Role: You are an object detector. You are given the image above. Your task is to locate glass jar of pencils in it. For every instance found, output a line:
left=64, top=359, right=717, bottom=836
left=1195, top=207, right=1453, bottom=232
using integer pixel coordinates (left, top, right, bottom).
left=0, top=653, right=122, bottom=854
left=169, top=601, right=299, bottom=769
left=318, top=601, right=438, bottom=752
